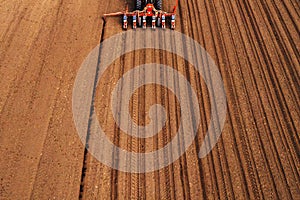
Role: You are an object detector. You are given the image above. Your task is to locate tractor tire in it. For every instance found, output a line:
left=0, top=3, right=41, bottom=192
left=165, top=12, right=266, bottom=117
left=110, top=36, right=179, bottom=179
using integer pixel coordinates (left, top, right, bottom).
left=156, top=0, right=162, bottom=10
left=157, top=17, right=161, bottom=27
left=136, top=0, right=142, bottom=10
left=138, top=16, right=142, bottom=27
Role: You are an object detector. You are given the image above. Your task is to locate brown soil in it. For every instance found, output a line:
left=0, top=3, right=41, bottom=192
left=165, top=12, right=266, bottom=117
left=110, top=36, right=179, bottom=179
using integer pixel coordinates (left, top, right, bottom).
left=0, top=0, right=299, bottom=199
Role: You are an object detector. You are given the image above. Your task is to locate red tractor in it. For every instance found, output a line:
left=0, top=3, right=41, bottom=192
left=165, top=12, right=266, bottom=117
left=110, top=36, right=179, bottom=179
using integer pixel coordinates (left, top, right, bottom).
left=103, top=0, right=178, bottom=30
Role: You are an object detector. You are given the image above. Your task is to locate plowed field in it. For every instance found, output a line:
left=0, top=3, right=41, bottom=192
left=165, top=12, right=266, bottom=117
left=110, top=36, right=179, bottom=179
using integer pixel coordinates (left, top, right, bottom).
left=0, top=0, right=299, bottom=199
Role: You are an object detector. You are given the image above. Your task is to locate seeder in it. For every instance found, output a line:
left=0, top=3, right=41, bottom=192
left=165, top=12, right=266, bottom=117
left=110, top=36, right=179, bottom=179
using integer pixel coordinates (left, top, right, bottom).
left=103, top=0, right=178, bottom=30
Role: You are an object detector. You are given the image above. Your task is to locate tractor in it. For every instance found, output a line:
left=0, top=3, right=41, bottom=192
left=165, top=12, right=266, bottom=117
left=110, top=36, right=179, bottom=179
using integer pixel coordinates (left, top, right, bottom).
left=103, top=0, right=178, bottom=30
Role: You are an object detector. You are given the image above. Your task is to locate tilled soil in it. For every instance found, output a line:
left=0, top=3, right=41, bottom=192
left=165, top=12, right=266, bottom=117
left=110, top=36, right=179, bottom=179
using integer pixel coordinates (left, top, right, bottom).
left=0, top=0, right=299, bottom=199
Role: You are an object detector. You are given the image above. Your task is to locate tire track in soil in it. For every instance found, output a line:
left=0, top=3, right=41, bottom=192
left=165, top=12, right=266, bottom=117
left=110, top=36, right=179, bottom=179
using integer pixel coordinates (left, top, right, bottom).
left=197, top=1, right=235, bottom=199
left=215, top=0, right=299, bottom=198
left=80, top=0, right=180, bottom=199
left=224, top=1, right=281, bottom=198
left=241, top=0, right=300, bottom=173
left=234, top=0, right=300, bottom=198
left=255, top=0, right=300, bottom=102
left=179, top=1, right=219, bottom=199
left=237, top=0, right=300, bottom=165
left=157, top=31, right=175, bottom=200
left=77, top=1, right=118, bottom=198
left=80, top=0, right=299, bottom=199
left=217, top=1, right=273, bottom=198
left=184, top=0, right=240, bottom=198
left=178, top=0, right=217, bottom=199
left=242, top=0, right=300, bottom=197
left=198, top=0, right=243, bottom=198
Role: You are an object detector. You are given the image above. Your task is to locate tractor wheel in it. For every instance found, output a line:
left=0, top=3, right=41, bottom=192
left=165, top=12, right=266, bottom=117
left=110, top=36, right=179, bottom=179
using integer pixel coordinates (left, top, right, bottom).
left=157, top=17, right=161, bottom=27
left=136, top=0, right=142, bottom=10
left=156, top=0, right=162, bottom=10
left=138, top=16, right=142, bottom=27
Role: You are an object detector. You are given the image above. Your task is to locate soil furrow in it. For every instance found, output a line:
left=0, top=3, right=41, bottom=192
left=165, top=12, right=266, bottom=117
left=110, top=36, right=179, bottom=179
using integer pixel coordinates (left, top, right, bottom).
left=1, top=0, right=299, bottom=199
